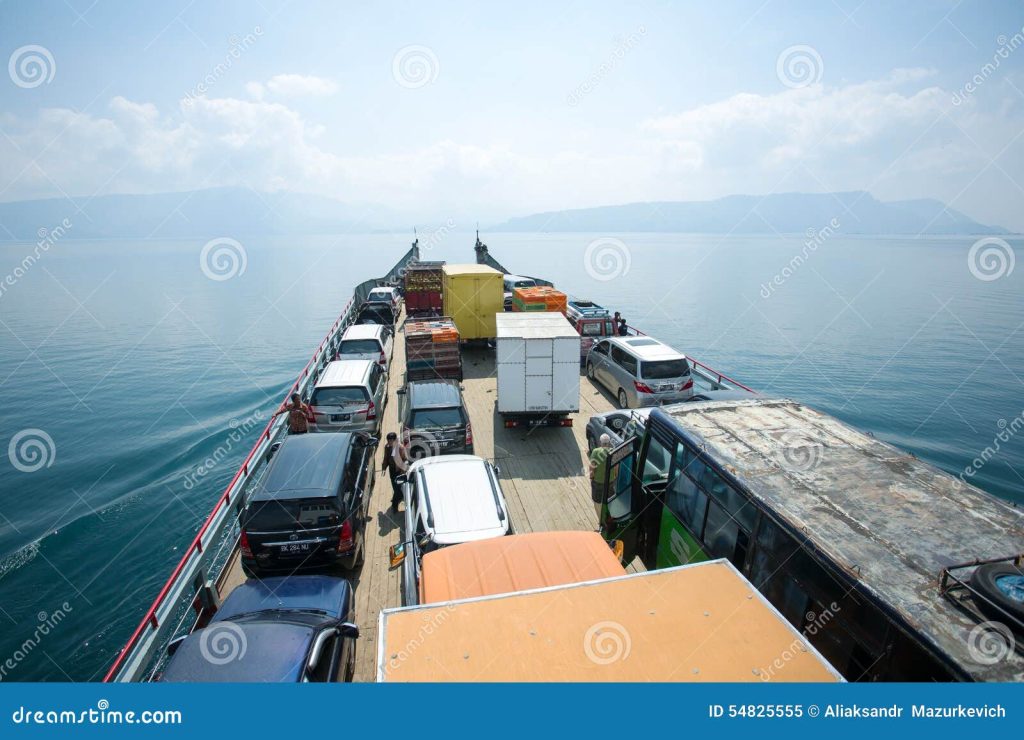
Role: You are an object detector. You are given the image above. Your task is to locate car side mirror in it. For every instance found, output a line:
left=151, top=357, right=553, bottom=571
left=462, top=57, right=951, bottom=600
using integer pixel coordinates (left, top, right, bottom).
left=493, top=465, right=501, bottom=477
left=396, top=388, right=406, bottom=395
left=389, top=542, right=406, bottom=568
left=339, top=622, right=359, bottom=639
left=307, top=626, right=339, bottom=673
left=166, top=634, right=187, bottom=657
left=394, top=474, right=407, bottom=486
left=367, top=436, right=379, bottom=446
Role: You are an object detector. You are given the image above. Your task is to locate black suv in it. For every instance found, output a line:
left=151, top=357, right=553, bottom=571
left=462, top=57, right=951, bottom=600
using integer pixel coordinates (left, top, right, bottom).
left=354, top=301, right=395, bottom=327
left=240, top=432, right=376, bottom=576
left=397, top=380, right=473, bottom=458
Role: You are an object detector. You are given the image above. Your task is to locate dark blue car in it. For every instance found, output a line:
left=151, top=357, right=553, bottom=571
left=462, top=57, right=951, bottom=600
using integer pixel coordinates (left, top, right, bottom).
left=159, top=575, right=358, bottom=682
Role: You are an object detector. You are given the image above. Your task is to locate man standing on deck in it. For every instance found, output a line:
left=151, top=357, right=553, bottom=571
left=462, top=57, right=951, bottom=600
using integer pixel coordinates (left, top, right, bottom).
left=589, top=434, right=612, bottom=521
left=271, top=393, right=314, bottom=434
left=384, top=432, right=410, bottom=510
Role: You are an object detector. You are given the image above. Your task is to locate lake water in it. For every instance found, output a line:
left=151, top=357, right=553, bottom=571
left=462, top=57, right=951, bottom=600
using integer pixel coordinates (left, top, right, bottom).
left=0, top=232, right=1021, bottom=681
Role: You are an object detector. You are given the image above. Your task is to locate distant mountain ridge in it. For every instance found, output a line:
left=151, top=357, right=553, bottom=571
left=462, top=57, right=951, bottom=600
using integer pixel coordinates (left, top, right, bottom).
left=0, top=188, right=1007, bottom=239
left=489, top=192, right=1008, bottom=235
left=0, top=187, right=400, bottom=240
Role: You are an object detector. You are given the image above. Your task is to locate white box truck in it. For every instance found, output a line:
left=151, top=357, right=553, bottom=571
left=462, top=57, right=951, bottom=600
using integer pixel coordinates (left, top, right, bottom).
left=495, top=312, right=580, bottom=428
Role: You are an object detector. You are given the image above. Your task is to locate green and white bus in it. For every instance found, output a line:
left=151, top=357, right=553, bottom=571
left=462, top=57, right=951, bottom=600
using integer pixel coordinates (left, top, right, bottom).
left=597, top=398, right=1024, bottom=682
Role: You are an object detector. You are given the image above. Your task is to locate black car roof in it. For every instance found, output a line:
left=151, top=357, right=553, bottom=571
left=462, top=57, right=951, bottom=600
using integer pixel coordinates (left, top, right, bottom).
left=408, top=380, right=462, bottom=409
left=251, top=433, right=352, bottom=501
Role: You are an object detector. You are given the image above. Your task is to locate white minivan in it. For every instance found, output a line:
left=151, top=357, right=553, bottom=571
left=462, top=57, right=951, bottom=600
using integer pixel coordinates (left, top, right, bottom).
left=586, top=336, right=694, bottom=409
left=337, top=324, right=394, bottom=371
left=390, top=455, right=512, bottom=605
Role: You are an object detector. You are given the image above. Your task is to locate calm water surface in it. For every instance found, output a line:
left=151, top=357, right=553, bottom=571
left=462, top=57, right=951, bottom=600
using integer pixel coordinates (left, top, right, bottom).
left=0, top=232, right=1021, bottom=680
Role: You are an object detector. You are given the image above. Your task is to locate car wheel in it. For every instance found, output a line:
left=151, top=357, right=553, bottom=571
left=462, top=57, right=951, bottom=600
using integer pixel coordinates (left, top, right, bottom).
left=344, top=644, right=356, bottom=682
left=969, top=562, right=1024, bottom=623
left=586, top=433, right=595, bottom=452
left=354, top=541, right=366, bottom=567
left=586, top=362, right=596, bottom=380
left=241, top=563, right=258, bottom=579
left=618, top=389, right=629, bottom=409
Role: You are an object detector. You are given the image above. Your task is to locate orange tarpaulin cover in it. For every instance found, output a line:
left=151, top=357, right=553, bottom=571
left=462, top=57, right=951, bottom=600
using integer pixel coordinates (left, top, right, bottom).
left=419, top=531, right=625, bottom=604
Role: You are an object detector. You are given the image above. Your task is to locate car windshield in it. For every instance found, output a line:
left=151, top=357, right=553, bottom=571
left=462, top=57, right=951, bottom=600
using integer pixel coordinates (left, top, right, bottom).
left=244, top=498, right=340, bottom=531
left=367, top=293, right=390, bottom=302
left=513, top=280, right=536, bottom=288
left=310, top=387, right=368, bottom=406
left=641, top=359, right=690, bottom=379
left=410, top=407, right=464, bottom=428
left=340, top=339, right=381, bottom=354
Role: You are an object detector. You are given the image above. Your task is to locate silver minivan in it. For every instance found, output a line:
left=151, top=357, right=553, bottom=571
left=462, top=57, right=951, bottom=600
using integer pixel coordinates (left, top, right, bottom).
left=337, top=324, right=394, bottom=371
left=309, top=360, right=388, bottom=434
left=586, top=336, right=694, bottom=409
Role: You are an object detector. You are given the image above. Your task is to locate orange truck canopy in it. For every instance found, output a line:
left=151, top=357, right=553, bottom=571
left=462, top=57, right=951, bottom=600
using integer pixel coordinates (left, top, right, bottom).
left=419, top=531, right=626, bottom=604
left=378, top=559, right=844, bottom=682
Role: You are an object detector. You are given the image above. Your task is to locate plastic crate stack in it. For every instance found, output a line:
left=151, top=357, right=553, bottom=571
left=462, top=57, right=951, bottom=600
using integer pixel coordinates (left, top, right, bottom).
left=405, top=316, right=463, bottom=381
left=512, top=286, right=568, bottom=314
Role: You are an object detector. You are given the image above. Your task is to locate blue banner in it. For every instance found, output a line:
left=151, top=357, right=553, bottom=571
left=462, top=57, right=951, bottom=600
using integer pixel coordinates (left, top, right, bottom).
left=0, top=683, right=1019, bottom=738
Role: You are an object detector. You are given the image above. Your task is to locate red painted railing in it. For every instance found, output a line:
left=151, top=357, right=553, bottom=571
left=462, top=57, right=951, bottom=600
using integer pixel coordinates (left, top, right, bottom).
left=102, top=301, right=353, bottom=682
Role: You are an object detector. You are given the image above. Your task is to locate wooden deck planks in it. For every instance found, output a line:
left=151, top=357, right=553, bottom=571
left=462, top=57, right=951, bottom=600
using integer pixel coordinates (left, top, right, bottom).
left=218, top=311, right=631, bottom=682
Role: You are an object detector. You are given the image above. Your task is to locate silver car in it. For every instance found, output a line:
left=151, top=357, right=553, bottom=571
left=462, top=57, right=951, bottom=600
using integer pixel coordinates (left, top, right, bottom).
left=337, top=323, right=394, bottom=371
left=586, top=336, right=694, bottom=409
left=309, top=360, right=388, bottom=434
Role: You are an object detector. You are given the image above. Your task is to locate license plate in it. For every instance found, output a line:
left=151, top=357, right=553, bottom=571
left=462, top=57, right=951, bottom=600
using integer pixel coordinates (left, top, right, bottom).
left=330, top=414, right=350, bottom=423
left=279, top=542, right=311, bottom=555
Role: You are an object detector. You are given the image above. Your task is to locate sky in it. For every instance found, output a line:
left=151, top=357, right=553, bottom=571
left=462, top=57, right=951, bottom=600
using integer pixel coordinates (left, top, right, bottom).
left=1, top=0, right=1024, bottom=229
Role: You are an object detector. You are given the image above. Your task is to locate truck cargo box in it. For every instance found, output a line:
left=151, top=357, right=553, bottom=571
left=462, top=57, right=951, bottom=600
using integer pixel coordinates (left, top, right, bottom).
left=404, top=261, right=445, bottom=318
left=442, top=264, right=503, bottom=340
left=495, top=312, right=580, bottom=424
left=377, top=559, right=844, bottom=682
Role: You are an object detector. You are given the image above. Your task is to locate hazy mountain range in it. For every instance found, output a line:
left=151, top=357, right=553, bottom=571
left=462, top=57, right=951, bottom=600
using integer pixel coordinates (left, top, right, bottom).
left=489, top=192, right=1008, bottom=235
left=0, top=187, right=1008, bottom=240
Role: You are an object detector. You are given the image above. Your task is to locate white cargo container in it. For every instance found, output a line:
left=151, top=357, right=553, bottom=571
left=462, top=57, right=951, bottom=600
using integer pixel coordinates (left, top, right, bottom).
left=495, top=312, right=580, bottom=428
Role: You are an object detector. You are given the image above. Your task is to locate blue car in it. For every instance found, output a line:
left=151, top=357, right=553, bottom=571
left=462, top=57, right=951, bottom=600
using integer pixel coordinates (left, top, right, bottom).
left=159, top=575, right=359, bottom=682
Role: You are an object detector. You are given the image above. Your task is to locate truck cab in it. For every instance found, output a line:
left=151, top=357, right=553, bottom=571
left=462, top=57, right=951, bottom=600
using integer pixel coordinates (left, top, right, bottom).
left=566, top=299, right=616, bottom=361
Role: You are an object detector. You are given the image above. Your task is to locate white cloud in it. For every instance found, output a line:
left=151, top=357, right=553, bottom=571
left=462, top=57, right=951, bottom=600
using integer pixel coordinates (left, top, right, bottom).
left=0, top=68, right=1021, bottom=228
left=242, top=74, right=339, bottom=103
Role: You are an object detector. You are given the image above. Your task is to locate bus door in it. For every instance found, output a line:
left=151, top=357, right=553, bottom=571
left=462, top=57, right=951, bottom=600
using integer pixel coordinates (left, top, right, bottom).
left=631, top=429, right=712, bottom=570
left=598, top=438, right=639, bottom=563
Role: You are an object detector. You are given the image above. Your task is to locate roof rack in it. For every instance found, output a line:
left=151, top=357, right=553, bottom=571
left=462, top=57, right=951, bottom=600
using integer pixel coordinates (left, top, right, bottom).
left=939, top=553, right=1024, bottom=644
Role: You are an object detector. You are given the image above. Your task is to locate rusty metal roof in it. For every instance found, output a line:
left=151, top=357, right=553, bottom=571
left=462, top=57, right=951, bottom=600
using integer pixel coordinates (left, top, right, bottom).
left=657, top=398, right=1024, bottom=681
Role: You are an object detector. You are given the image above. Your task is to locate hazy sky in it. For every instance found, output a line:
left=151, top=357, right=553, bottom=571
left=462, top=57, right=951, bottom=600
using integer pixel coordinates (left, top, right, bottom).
left=2, top=0, right=1024, bottom=228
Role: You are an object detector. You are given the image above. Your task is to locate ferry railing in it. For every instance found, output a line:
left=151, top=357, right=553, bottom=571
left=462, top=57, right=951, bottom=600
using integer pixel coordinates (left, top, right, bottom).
left=104, top=246, right=419, bottom=683
left=623, top=324, right=755, bottom=393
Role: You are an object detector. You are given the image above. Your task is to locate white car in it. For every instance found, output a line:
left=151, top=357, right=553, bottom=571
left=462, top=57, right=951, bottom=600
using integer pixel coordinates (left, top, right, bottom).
left=366, top=286, right=401, bottom=313
left=336, top=323, right=394, bottom=371
left=391, top=455, right=512, bottom=605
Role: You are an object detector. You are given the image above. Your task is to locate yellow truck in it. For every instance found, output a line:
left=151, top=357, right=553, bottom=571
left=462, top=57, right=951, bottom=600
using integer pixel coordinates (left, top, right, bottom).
left=442, top=264, right=503, bottom=340
left=376, top=558, right=844, bottom=682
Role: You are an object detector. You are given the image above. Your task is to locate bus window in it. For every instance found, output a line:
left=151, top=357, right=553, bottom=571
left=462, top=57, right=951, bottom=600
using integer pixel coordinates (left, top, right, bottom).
left=703, top=499, right=750, bottom=568
left=666, top=452, right=708, bottom=533
left=643, top=436, right=672, bottom=482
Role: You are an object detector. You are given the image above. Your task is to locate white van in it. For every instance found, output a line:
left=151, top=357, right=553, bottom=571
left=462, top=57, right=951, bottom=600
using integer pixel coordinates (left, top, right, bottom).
left=337, top=324, right=393, bottom=371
